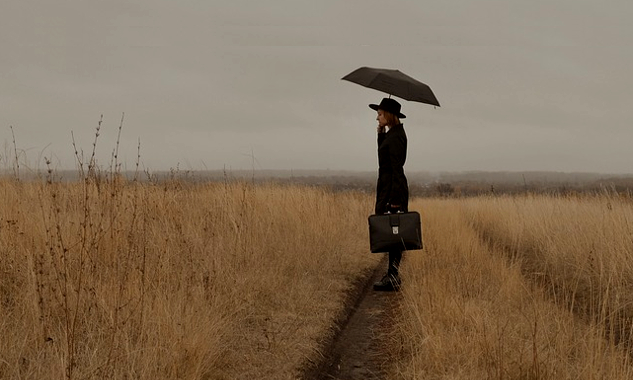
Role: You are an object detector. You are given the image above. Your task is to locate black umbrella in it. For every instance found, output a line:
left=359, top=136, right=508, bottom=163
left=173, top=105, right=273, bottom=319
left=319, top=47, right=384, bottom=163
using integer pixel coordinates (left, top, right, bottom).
left=342, top=67, right=440, bottom=107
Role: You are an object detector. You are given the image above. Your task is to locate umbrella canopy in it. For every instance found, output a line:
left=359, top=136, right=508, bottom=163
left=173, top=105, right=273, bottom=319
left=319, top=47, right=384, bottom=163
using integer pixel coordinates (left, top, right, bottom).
left=342, top=67, right=440, bottom=107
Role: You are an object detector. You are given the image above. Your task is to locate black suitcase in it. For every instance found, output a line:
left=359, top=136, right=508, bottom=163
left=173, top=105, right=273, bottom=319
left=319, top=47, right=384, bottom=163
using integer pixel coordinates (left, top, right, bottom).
left=368, top=212, right=423, bottom=253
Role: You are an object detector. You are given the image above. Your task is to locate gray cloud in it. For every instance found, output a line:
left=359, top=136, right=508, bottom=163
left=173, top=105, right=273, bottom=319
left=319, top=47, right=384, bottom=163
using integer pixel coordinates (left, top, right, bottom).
left=1, top=0, right=632, bottom=173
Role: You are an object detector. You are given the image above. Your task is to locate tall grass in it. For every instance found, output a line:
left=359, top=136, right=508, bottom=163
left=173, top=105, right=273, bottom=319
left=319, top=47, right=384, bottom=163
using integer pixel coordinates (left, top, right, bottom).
left=464, top=194, right=633, bottom=341
left=388, top=195, right=633, bottom=379
left=0, top=178, right=377, bottom=379
left=7, top=165, right=633, bottom=379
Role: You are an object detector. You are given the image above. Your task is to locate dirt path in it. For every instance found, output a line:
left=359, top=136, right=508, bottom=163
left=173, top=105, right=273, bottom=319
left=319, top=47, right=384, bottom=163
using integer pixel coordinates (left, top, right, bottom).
left=302, top=257, right=399, bottom=380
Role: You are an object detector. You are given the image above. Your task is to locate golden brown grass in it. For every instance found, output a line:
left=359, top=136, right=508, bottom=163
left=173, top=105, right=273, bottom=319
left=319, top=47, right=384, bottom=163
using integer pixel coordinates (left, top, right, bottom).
left=6, top=173, right=633, bottom=380
left=388, top=195, right=633, bottom=379
left=0, top=178, right=377, bottom=379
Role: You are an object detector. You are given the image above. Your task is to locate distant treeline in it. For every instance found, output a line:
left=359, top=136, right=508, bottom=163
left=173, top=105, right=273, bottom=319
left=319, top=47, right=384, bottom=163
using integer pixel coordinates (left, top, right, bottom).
left=218, top=170, right=633, bottom=197
left=274, top=176, right=633, bottom=198
left=4, top=169, right=633, bottom=197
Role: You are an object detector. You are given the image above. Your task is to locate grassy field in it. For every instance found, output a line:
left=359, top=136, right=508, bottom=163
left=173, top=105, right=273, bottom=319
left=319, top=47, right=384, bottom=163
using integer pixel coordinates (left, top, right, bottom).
left=0, top=178, right=377, bottom=379
left=389, top=194, right=633, bottom=379
left=3, top=176, right=633, bottom=379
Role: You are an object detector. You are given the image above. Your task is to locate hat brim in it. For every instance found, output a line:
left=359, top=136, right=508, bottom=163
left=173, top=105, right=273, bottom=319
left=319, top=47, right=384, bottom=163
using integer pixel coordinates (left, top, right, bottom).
left=369, top=104, right=406, bottom=119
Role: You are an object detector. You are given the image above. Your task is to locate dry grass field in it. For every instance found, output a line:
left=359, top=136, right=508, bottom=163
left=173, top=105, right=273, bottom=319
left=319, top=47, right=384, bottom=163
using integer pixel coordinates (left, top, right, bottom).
left=0, top=177, right=377, bottom=379
left=4, top=174, right=633, bottom=379
left=389, top=194, right=633, bottom=379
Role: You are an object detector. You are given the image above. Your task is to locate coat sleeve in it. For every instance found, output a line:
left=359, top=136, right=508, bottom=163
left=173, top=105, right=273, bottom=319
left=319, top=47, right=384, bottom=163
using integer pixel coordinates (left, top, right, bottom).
left=388, top=135, right=407, bottom=207
left=377, top=132, right=386, bottom=147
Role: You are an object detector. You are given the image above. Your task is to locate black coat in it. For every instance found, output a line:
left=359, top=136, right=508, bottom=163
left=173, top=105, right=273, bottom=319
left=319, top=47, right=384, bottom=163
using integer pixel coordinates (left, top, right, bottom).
left=375, top=124, right=409, bottom=214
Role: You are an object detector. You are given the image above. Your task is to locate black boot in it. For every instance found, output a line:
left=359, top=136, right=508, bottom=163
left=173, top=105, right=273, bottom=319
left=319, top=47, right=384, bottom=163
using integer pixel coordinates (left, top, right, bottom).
left=373, top=273, right=401, bottom=291
left=373, top=250, right=403, bottom=291
left=388, top=250, right=402, bottom=276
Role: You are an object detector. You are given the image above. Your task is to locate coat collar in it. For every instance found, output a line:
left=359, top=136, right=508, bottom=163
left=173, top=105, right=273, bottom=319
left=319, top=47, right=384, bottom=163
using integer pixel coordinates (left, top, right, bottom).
left=386, top=123, right=404, bottom=133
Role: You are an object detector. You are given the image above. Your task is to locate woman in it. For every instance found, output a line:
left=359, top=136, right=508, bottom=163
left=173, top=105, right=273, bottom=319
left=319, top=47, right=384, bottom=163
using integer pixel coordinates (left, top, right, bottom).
left=370, top=98, right=409, bottom=291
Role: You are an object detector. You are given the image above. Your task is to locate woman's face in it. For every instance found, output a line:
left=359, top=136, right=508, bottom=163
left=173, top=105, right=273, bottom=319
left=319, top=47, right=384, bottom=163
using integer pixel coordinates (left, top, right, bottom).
left=376, top=110, right=388, bottom=128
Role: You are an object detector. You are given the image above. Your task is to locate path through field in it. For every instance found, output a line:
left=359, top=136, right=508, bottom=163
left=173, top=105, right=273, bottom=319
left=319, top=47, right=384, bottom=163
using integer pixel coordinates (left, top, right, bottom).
left=303, top=257, right=397, bottom=380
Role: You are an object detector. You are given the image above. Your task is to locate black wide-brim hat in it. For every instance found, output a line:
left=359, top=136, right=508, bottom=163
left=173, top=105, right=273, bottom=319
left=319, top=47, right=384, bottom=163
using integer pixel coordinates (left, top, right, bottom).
left=369, top=98, right=406, bottom=119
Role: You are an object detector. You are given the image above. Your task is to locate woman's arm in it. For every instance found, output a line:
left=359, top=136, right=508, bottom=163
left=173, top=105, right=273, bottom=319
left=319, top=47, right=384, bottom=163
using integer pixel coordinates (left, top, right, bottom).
left=388, top=135, right=407, bottom=209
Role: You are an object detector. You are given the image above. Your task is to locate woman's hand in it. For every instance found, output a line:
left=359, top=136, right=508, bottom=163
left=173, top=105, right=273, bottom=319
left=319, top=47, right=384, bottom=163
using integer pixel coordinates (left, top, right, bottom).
left=389, top=204, right=401, bottom=213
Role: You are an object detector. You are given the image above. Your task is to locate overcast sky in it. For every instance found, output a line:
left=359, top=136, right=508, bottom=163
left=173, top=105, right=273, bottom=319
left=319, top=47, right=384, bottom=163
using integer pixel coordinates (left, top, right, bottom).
left=1, top=0, right=632, bottom=174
